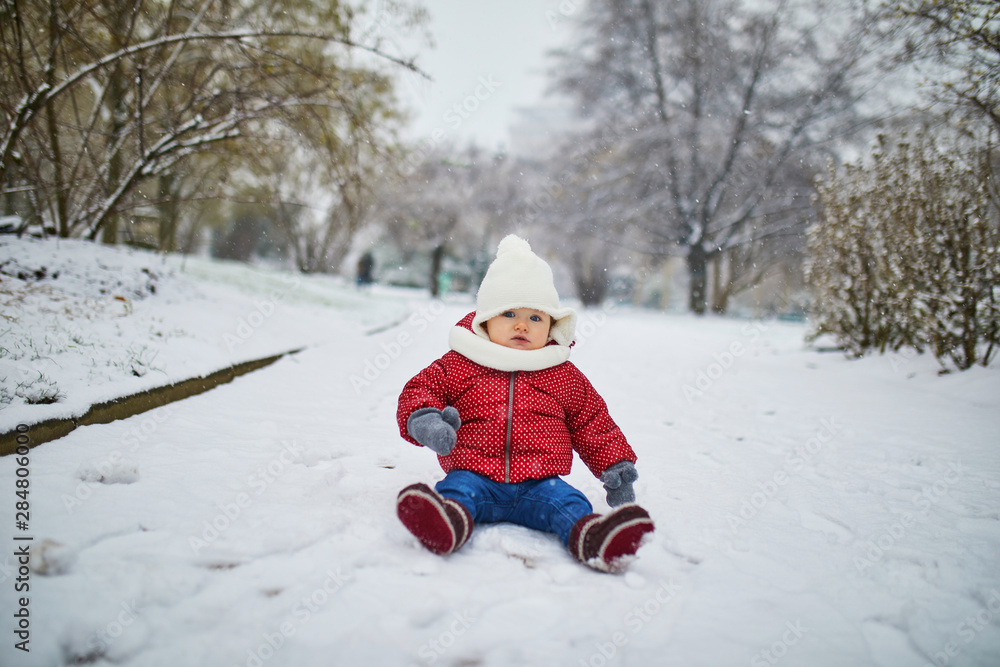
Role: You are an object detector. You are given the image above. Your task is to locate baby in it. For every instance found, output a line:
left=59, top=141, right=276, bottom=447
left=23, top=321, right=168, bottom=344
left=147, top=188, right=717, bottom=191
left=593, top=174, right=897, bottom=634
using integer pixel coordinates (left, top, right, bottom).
left=395, top=235, right=654, bottom=572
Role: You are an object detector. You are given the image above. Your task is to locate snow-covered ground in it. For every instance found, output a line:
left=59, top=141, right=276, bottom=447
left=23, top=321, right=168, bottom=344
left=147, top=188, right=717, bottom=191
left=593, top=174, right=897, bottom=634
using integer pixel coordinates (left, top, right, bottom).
left=1, top=237, right=999, bottom=667
left=0, top=237, right=407, bottom=431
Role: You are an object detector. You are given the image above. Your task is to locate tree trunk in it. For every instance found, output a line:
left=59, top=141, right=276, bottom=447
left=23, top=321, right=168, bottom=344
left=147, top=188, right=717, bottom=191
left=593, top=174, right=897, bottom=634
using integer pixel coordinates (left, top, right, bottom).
left=710, top=254, right=730, bottom=314
left=429, top=243, right=445, bottom=297
left=573, top=261, right=609, bottom=306
left=157, top=173, right=178, bottom=252
left=687, top=244, right=708, bottom=315
left=576, top=274, right=608, bottom=306
left=101, top=36, right=129, bottom=244
left=44, top=4, right=69, bottom=238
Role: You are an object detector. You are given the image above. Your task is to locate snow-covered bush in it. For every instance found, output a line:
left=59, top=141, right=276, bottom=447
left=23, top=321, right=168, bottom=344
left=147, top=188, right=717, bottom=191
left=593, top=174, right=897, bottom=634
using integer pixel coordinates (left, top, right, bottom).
left=807, top=131, right=1000, bottom=370
left=0, top=382, right=13, bottom=405
left=15, top=371, right=64, bottom=405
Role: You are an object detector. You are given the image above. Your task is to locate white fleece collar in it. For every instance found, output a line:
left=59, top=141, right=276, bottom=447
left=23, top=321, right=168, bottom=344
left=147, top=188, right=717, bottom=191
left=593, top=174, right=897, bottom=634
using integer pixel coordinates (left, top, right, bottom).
left=449, top=326, right=571, bottom=372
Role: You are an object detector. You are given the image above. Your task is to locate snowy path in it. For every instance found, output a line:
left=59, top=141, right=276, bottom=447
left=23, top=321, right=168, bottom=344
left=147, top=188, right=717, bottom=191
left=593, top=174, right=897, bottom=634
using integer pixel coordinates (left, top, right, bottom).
left=2, top=300, right=999, bottom=667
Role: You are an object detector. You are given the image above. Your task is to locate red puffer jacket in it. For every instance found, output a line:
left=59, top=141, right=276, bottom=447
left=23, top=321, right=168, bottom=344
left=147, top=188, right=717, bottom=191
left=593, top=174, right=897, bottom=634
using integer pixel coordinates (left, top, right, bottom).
left=397, top=312, right=636, bottom=484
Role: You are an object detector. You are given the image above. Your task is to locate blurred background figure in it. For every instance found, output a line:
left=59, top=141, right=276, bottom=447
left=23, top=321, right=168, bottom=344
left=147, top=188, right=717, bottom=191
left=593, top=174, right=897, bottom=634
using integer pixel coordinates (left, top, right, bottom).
left=356, top=251, right=375, bottom=289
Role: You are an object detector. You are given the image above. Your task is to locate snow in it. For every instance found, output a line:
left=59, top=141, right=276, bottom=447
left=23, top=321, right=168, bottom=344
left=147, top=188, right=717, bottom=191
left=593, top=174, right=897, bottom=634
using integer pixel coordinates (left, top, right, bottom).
left=1, top=237, right=999, bottom=667
left=0, top=237, right=407, bottom=431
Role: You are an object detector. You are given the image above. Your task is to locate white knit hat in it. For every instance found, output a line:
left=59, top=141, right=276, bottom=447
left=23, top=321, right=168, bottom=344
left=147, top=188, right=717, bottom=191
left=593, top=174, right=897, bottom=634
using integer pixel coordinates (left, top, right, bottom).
left=471, top=235, right=577, bottom=346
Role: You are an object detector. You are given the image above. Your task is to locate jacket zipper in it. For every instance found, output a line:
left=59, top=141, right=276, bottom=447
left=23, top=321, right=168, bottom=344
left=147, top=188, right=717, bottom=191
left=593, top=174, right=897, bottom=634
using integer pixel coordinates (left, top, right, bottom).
left=504, top=371, right=516, bottom=483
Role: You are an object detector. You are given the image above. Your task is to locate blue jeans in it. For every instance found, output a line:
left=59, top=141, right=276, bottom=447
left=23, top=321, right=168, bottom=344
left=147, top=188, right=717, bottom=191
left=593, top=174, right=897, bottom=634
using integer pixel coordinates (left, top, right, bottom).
left=435, top=470, right=593, bottom=546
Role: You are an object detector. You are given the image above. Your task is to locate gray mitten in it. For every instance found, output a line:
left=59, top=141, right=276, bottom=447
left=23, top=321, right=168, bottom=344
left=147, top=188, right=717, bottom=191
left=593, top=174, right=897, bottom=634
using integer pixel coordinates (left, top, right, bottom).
left=600, top=461, right=638, bottom=507
left=406, top=406, right=461, bottom=456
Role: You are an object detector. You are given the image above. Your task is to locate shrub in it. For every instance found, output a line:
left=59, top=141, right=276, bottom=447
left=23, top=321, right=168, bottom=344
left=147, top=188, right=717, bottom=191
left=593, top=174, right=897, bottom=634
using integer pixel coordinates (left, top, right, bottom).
left=807, top=132, right=1000, bottom=370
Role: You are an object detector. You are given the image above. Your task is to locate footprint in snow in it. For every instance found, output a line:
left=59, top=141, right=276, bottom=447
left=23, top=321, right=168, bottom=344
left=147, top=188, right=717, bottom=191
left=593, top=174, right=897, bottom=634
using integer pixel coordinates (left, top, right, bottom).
left=76, top=460, right=139, bottom=484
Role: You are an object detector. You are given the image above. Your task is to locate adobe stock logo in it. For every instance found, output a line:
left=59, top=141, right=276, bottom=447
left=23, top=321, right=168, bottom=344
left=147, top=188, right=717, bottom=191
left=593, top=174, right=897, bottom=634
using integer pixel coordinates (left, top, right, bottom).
left=442, top=76, right=502, bottom=130
left=578, top=578, right=682, bottom=666
left=350, top=301, right=450, bottom=395
left=750, top=620, right=808, bottom=666
left=546, top=0, right=580, bottom=31
left=682, top=321, right=769, bottom=403
left=399, top=75, right=502, bottom=176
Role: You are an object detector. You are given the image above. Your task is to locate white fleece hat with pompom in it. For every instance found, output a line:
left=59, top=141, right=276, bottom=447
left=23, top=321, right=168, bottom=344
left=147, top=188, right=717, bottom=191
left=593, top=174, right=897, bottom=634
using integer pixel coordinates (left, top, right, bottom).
left=471, top=235, right=577, bottom=346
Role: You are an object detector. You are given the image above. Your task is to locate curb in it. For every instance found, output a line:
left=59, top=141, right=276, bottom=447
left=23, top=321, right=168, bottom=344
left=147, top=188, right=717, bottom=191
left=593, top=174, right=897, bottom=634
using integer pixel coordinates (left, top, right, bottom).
left=0, top=349, right=301, bottom=456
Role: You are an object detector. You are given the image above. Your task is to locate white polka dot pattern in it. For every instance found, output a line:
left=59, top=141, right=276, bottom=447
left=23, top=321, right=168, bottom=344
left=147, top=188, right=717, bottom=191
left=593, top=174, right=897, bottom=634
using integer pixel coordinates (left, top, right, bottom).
left=397, top=314, right=637, bottom=484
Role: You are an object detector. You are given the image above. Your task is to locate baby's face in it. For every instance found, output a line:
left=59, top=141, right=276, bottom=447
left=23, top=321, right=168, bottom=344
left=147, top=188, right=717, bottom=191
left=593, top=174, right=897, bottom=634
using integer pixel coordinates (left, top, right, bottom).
left=485, top=308, right=552, bottom=350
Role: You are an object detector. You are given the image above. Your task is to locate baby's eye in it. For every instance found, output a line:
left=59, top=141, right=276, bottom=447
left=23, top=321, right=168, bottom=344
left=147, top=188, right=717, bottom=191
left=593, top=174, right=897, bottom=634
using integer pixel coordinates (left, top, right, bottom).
left=530, top=315, right=542, bottom=322
left=502, top=311, right=515, bottom=318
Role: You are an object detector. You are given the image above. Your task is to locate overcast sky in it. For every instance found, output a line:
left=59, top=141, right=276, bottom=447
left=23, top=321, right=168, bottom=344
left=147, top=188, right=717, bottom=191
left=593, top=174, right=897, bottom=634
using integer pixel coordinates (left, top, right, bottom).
left=384, top=0, right=579, bottom=151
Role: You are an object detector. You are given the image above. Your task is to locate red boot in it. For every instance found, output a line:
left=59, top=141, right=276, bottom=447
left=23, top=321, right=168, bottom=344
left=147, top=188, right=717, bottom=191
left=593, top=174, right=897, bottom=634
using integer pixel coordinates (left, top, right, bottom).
left=568, top=504, right=655, bottom=572
left=397, top=483, right=473, bottom=555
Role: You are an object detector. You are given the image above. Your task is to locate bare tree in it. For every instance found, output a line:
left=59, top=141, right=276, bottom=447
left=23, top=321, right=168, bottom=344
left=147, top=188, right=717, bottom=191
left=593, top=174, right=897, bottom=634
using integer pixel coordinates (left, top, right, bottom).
left=517, top=130, right=636, bottom=306
left=0, top=0, right=422, bottom=245
left=376, top=145, right=519, bottom=296
left=882, top=0, right=1000, bottom=132
left=255, top=77, right=402, bottom=274
left=377, top=146, right=477, bottom=296
left=552, top=0, right=889, bottom=313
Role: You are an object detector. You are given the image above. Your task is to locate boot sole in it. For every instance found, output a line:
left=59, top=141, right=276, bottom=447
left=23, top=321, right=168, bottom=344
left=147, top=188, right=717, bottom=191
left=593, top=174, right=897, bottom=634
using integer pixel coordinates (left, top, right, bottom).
left=397, top=483, right=460, bottom=555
